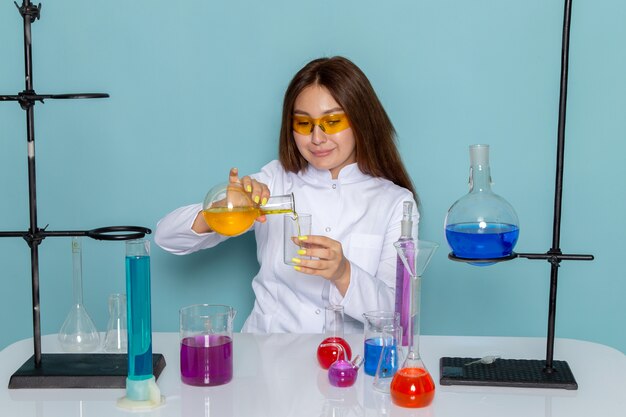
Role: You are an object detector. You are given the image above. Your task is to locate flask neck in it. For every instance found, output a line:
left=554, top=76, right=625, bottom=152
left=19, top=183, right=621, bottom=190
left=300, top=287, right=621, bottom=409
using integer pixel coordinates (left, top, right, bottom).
left=469, top=164, right=493, bottom=193
left=324, top=305, right=345, bottom=338
left=259, top=193, right=294, bottom=215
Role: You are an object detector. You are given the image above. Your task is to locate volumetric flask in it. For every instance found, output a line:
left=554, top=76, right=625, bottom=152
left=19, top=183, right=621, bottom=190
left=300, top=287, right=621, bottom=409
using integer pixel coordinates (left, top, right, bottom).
left=58, top=237, right=100, bottom=352
left=180, top=304, right=237, bottom=386
left=362, top=311, right=399, bottom=376
left=202, top=182, right=294, bottom=236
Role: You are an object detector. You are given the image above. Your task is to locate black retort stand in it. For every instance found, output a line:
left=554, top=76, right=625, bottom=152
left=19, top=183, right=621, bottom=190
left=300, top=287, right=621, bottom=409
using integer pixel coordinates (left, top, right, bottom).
left=0, top=1, right=165, bottom=388
left=440, top=0, right=593, bottom=390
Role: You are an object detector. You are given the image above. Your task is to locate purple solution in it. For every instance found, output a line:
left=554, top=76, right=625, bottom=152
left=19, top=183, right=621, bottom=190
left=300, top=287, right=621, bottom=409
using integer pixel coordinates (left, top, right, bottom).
left=328, top=360, right=358, bottom=387
left=395, top=240, right=414, bottom=346
left=446, top=222, right=519, bottom=261
left=180, top=334, right=233, bottom=386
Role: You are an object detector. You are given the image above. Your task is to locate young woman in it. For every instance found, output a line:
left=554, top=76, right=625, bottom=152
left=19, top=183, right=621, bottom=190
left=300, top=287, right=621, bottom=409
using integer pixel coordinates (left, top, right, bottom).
left=155, top=56, right=418, bottom=333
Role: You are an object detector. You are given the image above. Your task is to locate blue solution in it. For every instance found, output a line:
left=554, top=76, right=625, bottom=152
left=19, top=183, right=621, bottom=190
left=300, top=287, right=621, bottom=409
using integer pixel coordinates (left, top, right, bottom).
left=364, top=337, right=399, bottom=377
left=446, top=223, right=519, bottom=264
left=126, top=255, right=153, bottom=381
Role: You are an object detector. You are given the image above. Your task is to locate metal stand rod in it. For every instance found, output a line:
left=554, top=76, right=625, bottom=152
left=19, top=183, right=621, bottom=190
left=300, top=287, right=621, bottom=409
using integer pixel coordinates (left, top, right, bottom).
left=1, top=1, right=150, bottom=374
left=545, top=0, right=573, bottom=373
left=446, top=0, right=591, bottom=384
left=20, top=0, right=43, bottom=368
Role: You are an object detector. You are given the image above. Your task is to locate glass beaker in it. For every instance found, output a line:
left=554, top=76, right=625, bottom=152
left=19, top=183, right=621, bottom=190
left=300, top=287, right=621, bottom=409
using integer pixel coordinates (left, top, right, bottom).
left=373, top=323, right=404, bottom=393
left=58, top=237, right=100, bottom=352
left=390, top=240, right=438, bottom=408
left=317, top=305, right=352, bottom=369
left=180, top=304, right=237, bottom=386
left=444, top=144, right=519, bottom=264
left=202, top=182, right=295, bottom=236
left=103, top=293, right=127, bottom=353
left=284, top=213, right=312, bottom=265
left=362, top=311, right=399, bottom=376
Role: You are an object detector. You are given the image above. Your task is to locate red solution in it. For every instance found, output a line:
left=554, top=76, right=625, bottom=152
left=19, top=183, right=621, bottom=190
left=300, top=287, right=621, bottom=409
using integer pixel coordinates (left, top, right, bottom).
left=390, top=367, right=435, bottom=408
left=316, top=337, right=352, bottom=369
left=180, top=334, right=233, bottom=386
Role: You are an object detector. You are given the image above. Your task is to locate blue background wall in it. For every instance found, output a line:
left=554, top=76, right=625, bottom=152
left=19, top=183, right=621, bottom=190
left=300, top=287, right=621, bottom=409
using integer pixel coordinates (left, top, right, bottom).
left=1, top=0, right=624, bottom=354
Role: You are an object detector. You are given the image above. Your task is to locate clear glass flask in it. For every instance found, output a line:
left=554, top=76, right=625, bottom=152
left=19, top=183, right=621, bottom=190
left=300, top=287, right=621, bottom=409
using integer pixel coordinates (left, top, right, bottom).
left=317, top=305, right=352, bottom=369
left=58, top=237, right=100, bottom=352
left=202, top=182, right=295, bottom=236
left=444, top=144, right=519, bottom=264
left=103, top=293, right=127, bottom=353
left=390, top=240, right=438, bottom=408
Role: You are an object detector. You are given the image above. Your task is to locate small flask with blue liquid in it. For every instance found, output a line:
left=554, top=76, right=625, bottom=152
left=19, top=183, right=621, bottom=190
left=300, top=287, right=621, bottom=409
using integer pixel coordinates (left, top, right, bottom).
left=445, top=144, right=520, bottom=264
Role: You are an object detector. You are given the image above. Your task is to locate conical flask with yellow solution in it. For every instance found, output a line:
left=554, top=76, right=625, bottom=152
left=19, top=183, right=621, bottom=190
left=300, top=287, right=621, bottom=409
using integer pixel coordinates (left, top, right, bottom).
left=202, top=182, right=295, bottom=236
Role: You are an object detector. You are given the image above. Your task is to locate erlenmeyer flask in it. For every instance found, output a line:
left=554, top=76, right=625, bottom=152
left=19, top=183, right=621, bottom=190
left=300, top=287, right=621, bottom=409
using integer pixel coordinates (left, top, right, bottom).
left=444, top=144, right=519, bottom=264
left=103, top=293, right=127, bottom=353
left=202, top=182, right=295, bottom=236
left=373, top=323, right=404, bottom=393
left=58, top=237, right=101, bottom=352
left=390, top=240, right=438, bottom=408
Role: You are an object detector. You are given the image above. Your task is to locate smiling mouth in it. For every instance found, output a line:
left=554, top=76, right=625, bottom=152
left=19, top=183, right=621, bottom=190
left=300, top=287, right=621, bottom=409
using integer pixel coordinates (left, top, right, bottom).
left=311, top=149, right=333, bottom=157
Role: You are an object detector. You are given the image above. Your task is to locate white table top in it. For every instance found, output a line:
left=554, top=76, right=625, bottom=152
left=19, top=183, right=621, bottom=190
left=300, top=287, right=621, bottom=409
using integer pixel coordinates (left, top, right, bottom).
left=1, top=332, right=625, bottom=417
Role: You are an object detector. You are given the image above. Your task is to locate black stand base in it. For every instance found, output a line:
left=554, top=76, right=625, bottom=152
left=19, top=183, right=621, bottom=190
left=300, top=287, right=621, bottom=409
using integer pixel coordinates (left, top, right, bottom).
left=440, top=357, right=578, bottom=390
left=8, top=353, right=166, bottom=389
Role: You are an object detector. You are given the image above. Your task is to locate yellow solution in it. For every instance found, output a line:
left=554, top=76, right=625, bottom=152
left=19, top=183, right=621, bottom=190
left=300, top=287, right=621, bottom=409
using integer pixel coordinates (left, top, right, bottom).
left=203, top=206, right=294, bottom=236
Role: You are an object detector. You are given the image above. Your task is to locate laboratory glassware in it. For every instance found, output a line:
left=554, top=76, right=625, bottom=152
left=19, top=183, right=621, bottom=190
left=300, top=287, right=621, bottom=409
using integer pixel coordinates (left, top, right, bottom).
left=362, top=311, right=399, bottom=376
left=395, top=201, right=415, bottom=346
left=317, top=305, right=352, bottom=369
left=58, top=237, right=100, bottom=352
left=180, top=304, right=237, bottom=386
left=444, top=144, right=519, bottom=264
left=103, top=293, right=127, bottom=353
left=328, top=354, right=364, bottom=387
left=373, top=323, right=405, bottom=393
left=118, top=239, right=163, bottom=409
left=390, top=240, right=438, bottom=408
left=284, top=213, right=312, bottom=265
left=202, top=182, right=295, bottom=236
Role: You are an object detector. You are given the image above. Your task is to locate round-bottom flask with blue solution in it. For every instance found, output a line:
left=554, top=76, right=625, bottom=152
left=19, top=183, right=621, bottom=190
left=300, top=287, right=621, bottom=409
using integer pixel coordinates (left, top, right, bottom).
left=445, top=144, right=519, bottom=265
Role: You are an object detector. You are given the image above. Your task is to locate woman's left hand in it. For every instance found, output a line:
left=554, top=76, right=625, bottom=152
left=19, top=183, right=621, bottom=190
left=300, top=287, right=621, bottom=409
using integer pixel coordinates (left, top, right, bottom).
left=292, top=235, right=351, bottom=296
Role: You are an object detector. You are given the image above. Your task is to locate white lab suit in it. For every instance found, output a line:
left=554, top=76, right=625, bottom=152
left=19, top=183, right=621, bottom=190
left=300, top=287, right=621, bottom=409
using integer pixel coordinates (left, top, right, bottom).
left=154, top=160, right=419, bottom=333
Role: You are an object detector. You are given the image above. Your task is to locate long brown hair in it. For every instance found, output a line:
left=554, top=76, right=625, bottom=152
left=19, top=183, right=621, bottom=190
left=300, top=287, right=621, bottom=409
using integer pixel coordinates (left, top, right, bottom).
left=278, top=56, right=417, bottom=201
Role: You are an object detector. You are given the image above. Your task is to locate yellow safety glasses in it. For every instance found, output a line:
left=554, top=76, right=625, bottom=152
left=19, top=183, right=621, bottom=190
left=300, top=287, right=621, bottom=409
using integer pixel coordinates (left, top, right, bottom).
left=292, top=113, right=351, bottom=135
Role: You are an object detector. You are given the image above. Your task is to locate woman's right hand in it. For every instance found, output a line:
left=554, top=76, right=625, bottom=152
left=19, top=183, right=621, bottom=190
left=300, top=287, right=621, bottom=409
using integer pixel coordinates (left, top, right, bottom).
left=228, top=167, right=271, bottom=218
left=192, top=167, right=271, bottom=233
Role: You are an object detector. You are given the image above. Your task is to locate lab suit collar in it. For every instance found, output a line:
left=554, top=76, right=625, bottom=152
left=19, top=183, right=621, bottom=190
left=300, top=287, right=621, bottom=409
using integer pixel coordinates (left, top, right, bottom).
left=300, top=163, right=370, bottom=185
